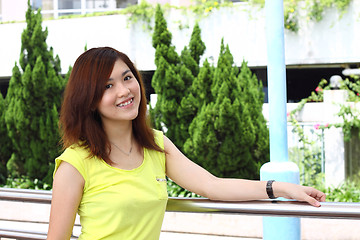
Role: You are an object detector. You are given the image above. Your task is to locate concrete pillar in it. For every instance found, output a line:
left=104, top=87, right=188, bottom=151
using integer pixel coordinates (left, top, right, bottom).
left=323, top=89, right=348, bottom=187
left=324, top=127, right=345, bottom=187
left=260, top=0, right=300, bottom=239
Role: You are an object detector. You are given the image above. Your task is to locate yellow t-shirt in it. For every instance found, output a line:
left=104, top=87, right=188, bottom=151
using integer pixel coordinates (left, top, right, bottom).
left=54, top=130, right=168, bottom=240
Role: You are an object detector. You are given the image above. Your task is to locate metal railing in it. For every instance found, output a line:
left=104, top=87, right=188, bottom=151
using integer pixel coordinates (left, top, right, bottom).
left=0, top=187, right=360, bottom=239
left=1, top=187, right=360, bottom=219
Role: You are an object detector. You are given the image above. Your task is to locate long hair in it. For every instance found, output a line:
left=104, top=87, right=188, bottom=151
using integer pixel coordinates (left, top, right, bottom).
left=59, top=47, right=163, bottom=162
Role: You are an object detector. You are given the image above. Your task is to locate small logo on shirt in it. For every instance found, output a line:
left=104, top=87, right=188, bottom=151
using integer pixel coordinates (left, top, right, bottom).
left=156, top=177, right=167, bottom=182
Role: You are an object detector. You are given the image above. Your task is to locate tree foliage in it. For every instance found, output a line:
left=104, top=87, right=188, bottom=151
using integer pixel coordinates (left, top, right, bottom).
left=0, top=93, right=11, bottom=184
left=151, top=5, right=205, bottom=151
left=4, top=1, right=66, bottom=183
left=184, top=40, right=269, bottom=179
left=151, top=7, right=269, bottom=179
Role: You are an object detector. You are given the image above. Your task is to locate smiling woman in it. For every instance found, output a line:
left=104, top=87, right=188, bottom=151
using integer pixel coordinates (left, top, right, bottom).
left=48, top=47, right=166, bottom=239
left=58, top=47, right=162, bottom=164
left=47, top=46, right=326, bottom=240
left=98, top=60, right=141, bottom=125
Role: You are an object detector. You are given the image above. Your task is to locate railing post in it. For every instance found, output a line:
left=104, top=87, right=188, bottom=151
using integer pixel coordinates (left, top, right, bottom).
left=260, top=0, right=301, bottom=239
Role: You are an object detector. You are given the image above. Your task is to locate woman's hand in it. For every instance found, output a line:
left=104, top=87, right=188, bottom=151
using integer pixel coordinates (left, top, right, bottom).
left=273, top=182, right=326, bottom=207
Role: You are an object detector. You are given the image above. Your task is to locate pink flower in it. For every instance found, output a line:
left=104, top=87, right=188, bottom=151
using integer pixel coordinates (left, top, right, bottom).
left=314, top=123, right=329, bottom=129
left=315, top=87, right=322, bottom=92
left=287, top=112, right=290, bottom=117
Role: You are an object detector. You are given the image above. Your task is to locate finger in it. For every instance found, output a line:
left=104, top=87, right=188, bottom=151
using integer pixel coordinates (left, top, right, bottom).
left=306, top=187, right=326, bottom=201
left=317, top=193, right=326, bottom=202
left=320, top=193, right=326, bottom=202
left=310, top=189, right=326, bottom=202
left=304, top=195, right=321, bottom=207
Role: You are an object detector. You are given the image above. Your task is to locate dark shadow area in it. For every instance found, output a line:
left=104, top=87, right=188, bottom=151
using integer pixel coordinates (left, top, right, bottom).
left=0, top=66, right=350, bottom=103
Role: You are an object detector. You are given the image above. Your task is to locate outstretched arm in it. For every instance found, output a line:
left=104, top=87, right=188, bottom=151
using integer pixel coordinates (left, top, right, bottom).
left=164, top=136, right=326, bottom=207
left=47, top=161, right=84, bottom=239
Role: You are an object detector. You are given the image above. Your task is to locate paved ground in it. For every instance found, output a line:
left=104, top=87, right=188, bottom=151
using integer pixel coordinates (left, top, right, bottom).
left=160, top=232, right=258, bottom=240
left=2, top=197, right=359, bottom=240
left=2, top=234, right=257, bottom=240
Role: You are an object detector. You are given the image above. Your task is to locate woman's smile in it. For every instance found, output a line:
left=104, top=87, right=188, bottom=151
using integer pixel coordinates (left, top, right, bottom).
left=117, top=98, right=134, bottom=108
left=97, top=59, right=141, bottom=124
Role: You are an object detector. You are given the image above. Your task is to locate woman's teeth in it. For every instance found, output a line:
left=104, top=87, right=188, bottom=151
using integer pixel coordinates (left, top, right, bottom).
left=118, top=98, right=133, bottom=107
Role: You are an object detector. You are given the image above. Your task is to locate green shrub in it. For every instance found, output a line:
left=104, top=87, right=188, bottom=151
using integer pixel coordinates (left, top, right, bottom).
left=321, top=181, right=360, bottom=202
left=151, top=5, right=205, bottom=152
left=167, top=178, right=200, bottom=198
left=0, top=93, right=11, bottom=184
left=184, top=41, right=269, bottom=179
left=2, top=176, right=52, bottom=190
left=4, top=1, right=67, bottom=184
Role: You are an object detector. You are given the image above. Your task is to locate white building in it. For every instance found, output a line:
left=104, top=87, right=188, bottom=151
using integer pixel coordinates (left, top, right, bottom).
left=0, top=0, right=359, bottom=186
left=0, top=0, right=358, bottom=101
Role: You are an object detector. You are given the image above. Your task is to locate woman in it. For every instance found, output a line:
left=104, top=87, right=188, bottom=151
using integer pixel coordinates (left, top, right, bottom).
left=47, top=47, right=326, bottom=239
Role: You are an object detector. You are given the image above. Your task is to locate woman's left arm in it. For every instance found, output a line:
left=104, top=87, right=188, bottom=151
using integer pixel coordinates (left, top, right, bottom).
left=164, top=136, right=326, bottom=207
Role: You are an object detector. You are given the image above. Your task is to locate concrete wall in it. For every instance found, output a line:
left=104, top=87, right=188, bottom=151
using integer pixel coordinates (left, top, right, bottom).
left=1, top=0, right=28, bottom=22
left=1, top=2, right=358, bottom=186
left=0, top=1, right=360, bottom=77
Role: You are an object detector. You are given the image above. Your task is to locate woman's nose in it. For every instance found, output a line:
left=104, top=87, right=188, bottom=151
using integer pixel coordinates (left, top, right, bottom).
left=116, top=83, right=130, bottom=97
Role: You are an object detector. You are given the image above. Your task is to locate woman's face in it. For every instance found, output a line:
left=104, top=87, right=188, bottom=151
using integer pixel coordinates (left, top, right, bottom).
left=97, top=59, right=141, bottom=126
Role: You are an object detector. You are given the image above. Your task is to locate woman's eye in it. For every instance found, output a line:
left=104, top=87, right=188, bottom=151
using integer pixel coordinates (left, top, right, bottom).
left=124, top=76, right=132, bottom=81
left=105, top=84, right=113, bottom=89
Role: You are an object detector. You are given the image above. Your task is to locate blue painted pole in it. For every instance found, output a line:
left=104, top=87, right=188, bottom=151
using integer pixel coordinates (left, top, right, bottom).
left=260, top=0, right=301, bottom=240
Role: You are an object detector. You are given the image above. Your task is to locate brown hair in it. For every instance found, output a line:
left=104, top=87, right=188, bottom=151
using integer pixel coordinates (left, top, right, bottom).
left=59, top=47, right=163, bottom=162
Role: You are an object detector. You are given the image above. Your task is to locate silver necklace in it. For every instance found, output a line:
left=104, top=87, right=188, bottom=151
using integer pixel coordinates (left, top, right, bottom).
left=111, top=141, right=133, bottom=156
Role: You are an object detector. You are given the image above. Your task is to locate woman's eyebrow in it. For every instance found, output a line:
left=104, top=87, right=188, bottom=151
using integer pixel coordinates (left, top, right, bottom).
left=108, top=69, right=131, bottom=81
left=122, top=69, right=131, bottom=76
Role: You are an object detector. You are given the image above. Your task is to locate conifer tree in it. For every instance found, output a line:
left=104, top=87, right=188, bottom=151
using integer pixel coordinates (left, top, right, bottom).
left=192, top=59, right=214, bottom=106
left=4, top=1, right=65, bottom=183
left=237, top=61, right=269, bottom=164
left=188, top=23, right=206, bottom=67
left=0, top=93, right=11, bottom=184
left=151, top=5, right=205, bottom=150
left=151, top=4, right=180, bottom=135
left=184, top=40, right=269, bottom=179
left=152, top=5, right=179, bottom=67
left=175, top=23, right=206, bottom=149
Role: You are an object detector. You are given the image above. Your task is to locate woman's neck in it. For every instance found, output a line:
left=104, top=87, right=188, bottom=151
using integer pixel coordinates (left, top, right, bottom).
left=103, top=120, right=134, bottom=148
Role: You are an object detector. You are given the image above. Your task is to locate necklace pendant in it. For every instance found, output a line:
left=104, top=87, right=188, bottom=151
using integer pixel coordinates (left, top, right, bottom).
left=111, top=142, right=133, bottom=156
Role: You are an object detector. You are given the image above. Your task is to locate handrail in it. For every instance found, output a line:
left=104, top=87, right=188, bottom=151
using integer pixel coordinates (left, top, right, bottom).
left=0, top=229, right=47, bottom=240
left=167, top=197, right=360, bottom=220
left=0, top=187, right=52, bottom=194
left=0, top=187, right=52, bottom=203
left=0, top=229, right=77, bottom=240
left=1, top=187, right=360, bottom=220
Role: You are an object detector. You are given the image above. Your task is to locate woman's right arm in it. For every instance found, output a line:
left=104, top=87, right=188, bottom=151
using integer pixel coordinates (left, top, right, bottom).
left=47, top=161, right=84, bottom=240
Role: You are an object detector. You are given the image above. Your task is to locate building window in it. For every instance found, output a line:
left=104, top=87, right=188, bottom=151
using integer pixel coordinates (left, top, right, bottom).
left=32, top=0, right=42, bottom=9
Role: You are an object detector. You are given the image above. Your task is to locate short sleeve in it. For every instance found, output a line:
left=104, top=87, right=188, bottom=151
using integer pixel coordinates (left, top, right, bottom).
left=153, top=129, right=164, bottom=149
left=53, top=146, right=87, bottom=182
left=152, top=129, right=166, bottom=171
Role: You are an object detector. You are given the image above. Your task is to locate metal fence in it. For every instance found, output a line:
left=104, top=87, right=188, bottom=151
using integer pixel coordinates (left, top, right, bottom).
left=287, top=123, right=325, bottom=184
left=1, top=187, right=359, bottom=219
left=0, top=187, right=360, bottom=239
